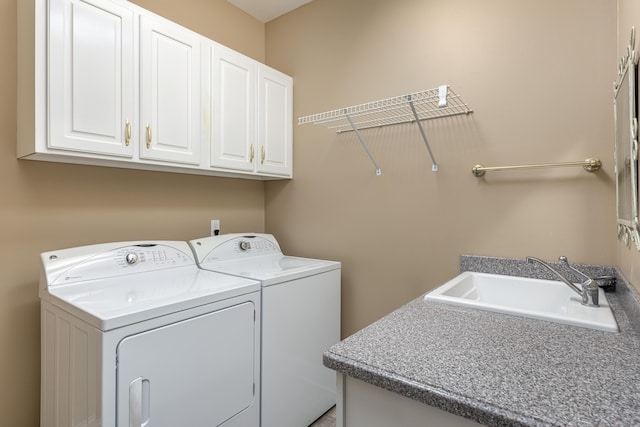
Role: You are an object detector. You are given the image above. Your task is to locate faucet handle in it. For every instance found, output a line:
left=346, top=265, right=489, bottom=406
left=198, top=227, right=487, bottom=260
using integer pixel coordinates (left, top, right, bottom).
left=560, top=256, right=616, bottom=292
left=558, top=256, right=592, bottom=282
left=559, top=256, right=600, bottom=306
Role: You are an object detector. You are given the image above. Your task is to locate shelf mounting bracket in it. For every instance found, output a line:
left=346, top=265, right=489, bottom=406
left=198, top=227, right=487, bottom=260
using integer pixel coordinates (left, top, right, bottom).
left=345, top=111, right=382, bottom=176
left=407, top=94, right=438, bottom=172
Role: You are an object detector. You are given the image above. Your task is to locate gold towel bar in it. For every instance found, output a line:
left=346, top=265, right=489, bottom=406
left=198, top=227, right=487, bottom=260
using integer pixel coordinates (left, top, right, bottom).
left=472, top=158, right=602, bottom=177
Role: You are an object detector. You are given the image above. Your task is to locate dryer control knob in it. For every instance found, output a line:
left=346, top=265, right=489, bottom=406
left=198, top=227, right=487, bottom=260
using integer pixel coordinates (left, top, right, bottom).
left=125, top=252, right=139, bottom=265
left=239, top=241, right=251, bottom=251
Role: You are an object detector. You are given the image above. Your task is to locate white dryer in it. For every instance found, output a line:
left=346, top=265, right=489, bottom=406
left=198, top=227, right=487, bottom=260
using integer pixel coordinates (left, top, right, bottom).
left=39, top=241, right=261, bottom=427
left=189, top=233, right=341, bottom=427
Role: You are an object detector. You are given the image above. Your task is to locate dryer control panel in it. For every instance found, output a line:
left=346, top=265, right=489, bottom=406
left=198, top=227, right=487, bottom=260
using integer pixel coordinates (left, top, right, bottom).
left=42, top=242, right=195, bottom=287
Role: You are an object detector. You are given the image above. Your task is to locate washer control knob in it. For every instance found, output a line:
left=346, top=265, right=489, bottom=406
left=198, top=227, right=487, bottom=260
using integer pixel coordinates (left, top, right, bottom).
left=239, top=241, right=251, bottom=251
left=125, top=252, right=139, bottom=265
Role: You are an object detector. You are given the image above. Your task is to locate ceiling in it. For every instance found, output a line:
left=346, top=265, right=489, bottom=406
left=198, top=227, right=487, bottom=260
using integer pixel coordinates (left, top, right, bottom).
left=227, top=0, right=312, bottom=23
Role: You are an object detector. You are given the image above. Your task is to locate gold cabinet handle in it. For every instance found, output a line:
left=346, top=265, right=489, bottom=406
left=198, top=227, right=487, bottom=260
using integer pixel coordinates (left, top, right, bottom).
left=250, top=144, right=255, bottom=163
left=261, top=146, right=265, bottom=164
left=145, top=123, right=152, bottom=149
left=125, top=120, right=132, bottom=146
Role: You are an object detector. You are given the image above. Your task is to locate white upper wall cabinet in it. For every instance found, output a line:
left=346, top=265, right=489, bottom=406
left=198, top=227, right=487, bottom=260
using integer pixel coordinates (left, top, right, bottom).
left=257, top=66, right=292, bottom=176
left=17, top=0, right=293, bottom=180
left=209, top=43, right=257, bottom=172
left=205, top=42, right=293, bottom=177
left=139, top=14, right=201, bottom=165
left=48, top=0, right=135, bottom=157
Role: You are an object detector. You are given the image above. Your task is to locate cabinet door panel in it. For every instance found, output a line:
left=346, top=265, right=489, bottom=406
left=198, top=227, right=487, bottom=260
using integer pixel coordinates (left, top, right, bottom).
left=140, top=15, right=201, bottom=165
left=48, top=0, right=134, bottom=157
left=258, top=66, right=293, bottom=176
left=210, top=44, right=256, bottom=172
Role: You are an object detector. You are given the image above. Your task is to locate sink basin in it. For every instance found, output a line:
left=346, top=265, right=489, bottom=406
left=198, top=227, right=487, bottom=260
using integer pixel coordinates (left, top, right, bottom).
left=424, top=272, right=618, bottom=332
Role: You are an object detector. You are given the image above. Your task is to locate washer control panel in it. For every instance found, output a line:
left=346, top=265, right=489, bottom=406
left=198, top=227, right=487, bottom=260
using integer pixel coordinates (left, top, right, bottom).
left=45, top=243, right=195, bottom=287
left=197, top=235, right=281, bottom=265
left=235, top=238, right=277, bottom=253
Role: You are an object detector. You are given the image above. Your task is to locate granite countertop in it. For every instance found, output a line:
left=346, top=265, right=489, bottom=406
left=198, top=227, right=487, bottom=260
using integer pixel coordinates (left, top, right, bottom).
left=323, top=256, right=640, bottom=426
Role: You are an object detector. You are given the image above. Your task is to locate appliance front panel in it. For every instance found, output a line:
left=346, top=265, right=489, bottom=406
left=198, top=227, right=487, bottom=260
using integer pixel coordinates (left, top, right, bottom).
left=261, top=269, right=341, bottom=426
left=116, top=301, right=257, bottom=426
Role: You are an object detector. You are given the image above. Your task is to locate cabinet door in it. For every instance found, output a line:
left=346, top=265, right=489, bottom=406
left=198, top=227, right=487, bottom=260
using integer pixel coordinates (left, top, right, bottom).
left=48, top=0, right=135, bottom=157
left=257, top=66, right=293, bottom=177
left=140, top=15, right=201, bottom=165
left=116, top=302, right=257, bottom=427
left=209, top=43, right=257, bottom=172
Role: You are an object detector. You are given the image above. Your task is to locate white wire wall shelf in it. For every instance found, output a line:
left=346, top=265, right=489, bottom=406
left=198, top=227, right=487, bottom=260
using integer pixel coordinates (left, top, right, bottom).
left=298, top=85, right=473, bottom=175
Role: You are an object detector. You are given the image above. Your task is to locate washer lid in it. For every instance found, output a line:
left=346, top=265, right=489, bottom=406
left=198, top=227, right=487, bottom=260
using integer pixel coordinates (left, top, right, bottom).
left=190, top=234, right=340, bottom=285
left=199, top=254, right=341, bottom=286
left=39, top=241, right=260, bottom=331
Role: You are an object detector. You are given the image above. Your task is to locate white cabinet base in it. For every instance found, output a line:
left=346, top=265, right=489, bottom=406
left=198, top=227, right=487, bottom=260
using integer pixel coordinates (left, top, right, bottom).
left=337, top=375, right=481, bottom=427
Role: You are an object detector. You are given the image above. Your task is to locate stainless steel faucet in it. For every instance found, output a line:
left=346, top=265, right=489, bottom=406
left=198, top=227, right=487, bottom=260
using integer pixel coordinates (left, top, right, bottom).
left=526, top=256, right=600, bottom=307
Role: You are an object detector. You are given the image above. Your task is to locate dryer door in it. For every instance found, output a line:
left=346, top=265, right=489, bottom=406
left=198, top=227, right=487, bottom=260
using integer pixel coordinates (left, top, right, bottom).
left=116, top=301, right=257, bottom=426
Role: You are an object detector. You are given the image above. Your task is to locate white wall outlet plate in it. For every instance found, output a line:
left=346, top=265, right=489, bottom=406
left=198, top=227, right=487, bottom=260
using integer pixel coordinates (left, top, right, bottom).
left=210, top=220, right=220, bottom=236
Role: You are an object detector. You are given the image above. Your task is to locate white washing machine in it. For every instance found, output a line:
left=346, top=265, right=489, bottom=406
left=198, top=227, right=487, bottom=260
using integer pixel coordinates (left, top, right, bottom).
left=189, top=233, right=341, bottom=427
left=39, top=241, right=261, bottom=427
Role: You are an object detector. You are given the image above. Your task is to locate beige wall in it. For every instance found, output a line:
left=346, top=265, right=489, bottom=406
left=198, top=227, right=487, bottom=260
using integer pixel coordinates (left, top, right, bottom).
left=1, top=0, right=629, bottom=424
left=2, top=0, right=265, bottom=425
left=265, top=0, right=618, bottom=336
left=616, top=1, right=640, bottom=293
